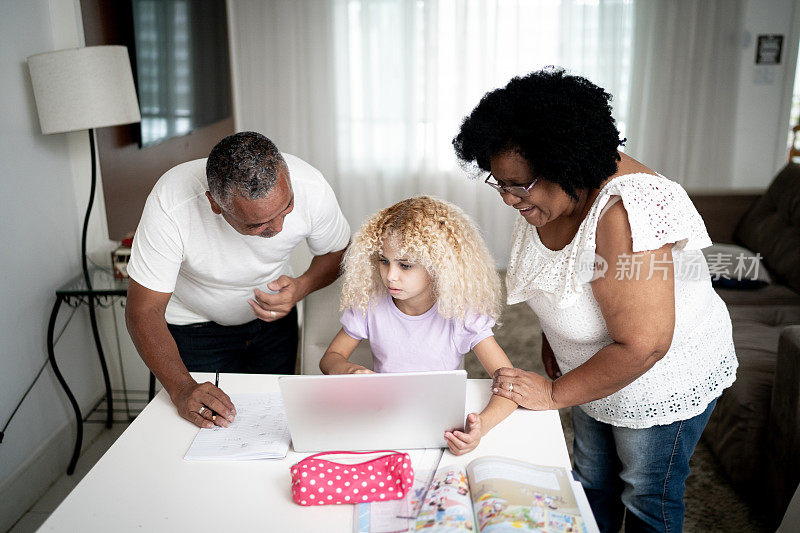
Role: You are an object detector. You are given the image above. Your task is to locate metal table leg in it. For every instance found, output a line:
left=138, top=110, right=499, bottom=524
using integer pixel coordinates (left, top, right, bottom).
left=86, top=294, right=113, bottom=428
left=47, top=296, right=83, bottom=476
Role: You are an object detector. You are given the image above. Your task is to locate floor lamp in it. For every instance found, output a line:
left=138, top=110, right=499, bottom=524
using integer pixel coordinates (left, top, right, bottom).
left=27, top=46, right=140, bottom=444
left=28, top=45, right=141, bottom=289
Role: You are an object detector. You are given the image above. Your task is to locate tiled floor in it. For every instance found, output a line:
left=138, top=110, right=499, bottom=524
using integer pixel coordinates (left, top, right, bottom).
left=7, top=423, right=130, bottom=533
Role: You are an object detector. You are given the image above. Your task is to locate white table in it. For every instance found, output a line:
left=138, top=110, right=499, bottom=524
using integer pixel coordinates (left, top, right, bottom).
left=41, top=373, right=571, bottom=532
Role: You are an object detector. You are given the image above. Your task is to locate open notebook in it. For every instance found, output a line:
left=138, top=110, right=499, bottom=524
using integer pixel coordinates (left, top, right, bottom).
left=184, top=393, right=290, bottom=461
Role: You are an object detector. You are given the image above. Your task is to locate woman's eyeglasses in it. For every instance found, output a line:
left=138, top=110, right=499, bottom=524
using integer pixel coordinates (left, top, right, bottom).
left=484, top=174, right=538, bottom=198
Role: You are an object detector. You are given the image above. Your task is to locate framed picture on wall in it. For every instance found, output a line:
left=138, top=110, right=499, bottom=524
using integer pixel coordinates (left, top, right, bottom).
left=755, top=34, right=783, bottom=65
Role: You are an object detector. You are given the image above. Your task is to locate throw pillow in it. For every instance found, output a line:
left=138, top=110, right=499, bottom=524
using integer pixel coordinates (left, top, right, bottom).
left=702, top=243, right=771, bottom=289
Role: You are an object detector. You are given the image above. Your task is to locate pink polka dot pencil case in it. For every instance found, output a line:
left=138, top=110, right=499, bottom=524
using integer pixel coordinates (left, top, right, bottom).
left=290, top=450, right=414, bottom=506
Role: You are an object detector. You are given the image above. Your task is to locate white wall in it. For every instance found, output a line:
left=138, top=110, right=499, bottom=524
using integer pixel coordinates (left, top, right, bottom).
left=0, top=1, right=799, bottom=529
left=0, top=0, right=126, bottom=529
left=730, top=0, right=800, bottom=189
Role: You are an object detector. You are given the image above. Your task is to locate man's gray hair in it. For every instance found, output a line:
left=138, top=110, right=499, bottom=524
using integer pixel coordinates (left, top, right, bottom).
left=206, top=132, right=288, bottom=209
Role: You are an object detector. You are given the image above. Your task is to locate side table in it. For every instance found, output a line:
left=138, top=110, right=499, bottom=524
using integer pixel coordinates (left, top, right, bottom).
left=47, top=268, right=154, bottom=475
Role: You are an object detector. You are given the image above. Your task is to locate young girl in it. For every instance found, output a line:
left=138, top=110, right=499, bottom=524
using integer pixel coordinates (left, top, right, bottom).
left=319, top=196, right=517, bottom=456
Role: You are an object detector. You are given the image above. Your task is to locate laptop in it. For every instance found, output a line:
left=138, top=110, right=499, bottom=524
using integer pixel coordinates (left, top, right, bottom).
left=278, top=370, right=467, bottom=452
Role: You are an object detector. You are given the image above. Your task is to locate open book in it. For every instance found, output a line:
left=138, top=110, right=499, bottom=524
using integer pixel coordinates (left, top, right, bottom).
left=356, top=455, right=597, bottom=533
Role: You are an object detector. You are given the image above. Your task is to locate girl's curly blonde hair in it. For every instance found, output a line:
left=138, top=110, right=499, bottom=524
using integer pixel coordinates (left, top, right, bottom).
left=340, top=196, right=501, bottom=322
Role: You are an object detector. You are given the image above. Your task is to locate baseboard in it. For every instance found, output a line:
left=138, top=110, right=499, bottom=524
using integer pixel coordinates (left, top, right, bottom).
left=0, top=398, right=105, bottom=532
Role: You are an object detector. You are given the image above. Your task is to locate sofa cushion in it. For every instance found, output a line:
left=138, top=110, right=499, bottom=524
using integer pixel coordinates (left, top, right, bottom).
left=734, top=163, right=800, bottom=294
left=715, top=284, right=800, bottom=307
left=767, top=326, right=800, bottom=523
left=703, top=306, right=800, bottom=498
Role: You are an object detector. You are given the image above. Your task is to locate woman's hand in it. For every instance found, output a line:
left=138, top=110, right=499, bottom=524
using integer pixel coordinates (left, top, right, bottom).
left=444, top=413, right=482, bottom=456
left=491, top=367, right=558, bottom=411
left=541, top=333, right=562, bottom=380
left=542, top=350, right=562, bottom=380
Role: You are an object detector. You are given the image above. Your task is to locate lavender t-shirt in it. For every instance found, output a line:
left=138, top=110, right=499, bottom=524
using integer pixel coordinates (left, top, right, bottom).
left=339, top=294, right=495, bottom=373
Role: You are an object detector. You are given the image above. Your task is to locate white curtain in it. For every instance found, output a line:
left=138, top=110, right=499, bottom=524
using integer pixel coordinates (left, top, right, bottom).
left=624, top=0, right=743, bottom=189
left=229, top=0, right=635, bottom=264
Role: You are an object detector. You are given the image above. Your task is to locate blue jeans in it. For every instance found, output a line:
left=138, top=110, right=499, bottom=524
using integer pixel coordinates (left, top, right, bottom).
left=572, top=399, right=716, bottom=533
left=167, top=307, right=298, bottom=374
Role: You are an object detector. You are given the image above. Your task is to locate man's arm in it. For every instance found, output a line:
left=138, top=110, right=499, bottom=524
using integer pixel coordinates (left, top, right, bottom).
left=250, top=246, right=347, bottom=321
left=125, top=279, right=236, bottom=427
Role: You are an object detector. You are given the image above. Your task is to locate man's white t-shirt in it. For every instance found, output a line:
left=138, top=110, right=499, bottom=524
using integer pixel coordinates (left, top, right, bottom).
left=127, top=154, right=350, bottom=326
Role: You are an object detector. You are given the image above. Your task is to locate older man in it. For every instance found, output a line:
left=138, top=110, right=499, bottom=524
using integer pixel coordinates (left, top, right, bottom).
left=126, top=132, right=349, bottom=428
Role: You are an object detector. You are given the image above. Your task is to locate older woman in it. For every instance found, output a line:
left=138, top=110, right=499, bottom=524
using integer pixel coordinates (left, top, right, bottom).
left=453, top=68, right=737, bottom=532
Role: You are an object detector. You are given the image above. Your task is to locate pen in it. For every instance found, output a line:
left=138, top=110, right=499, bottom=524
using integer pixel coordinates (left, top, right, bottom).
left=211, top=371, right=220, bottom=421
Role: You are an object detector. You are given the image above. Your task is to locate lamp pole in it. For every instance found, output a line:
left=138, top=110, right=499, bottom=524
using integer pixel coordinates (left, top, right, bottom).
left=82, top=128, right=114, bottom=429
left=81, top=129, right=96, bottom=291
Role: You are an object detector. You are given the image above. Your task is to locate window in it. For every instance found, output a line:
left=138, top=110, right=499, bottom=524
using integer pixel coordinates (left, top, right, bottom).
left=787, top=40, right=800, bottom=156
left=333, top=0, right=634, bottom=177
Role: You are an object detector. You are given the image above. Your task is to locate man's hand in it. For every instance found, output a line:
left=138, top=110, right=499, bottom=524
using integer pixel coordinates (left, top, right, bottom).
left=491, top=367, right=558, bottom=411
left=171, top=380, right=237, bottom=429
left=249, top=275, right=306, bottom=322
left=444, top=413, right=483, bottom=456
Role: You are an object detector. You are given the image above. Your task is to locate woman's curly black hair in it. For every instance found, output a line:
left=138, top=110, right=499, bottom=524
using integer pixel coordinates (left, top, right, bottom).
left=453, top=67, right=625, bottom=199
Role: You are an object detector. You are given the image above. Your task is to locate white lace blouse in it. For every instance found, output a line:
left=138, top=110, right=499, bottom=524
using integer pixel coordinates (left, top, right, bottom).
left=506, top=172, right=738, bottom=428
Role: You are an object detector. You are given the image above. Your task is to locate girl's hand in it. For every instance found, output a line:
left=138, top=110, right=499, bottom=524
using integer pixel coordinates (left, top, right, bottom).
left=347, top=365, right=374, bottom=374
left=319, top=330, right=368, bottom=375
left=444, top=413, right=483, bottom=456
left=492, top=367, right=558, bottom=411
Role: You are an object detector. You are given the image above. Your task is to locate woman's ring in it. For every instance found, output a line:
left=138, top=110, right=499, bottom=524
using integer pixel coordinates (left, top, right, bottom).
left=508, top=383, right=513, bottom=392
left=270, top=310, right=276, bottom=318
left=198, top=406, right=206, bottom=416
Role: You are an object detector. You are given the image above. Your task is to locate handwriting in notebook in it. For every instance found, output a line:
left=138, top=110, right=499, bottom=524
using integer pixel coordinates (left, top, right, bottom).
left=184, top=392, right=291, bottom=460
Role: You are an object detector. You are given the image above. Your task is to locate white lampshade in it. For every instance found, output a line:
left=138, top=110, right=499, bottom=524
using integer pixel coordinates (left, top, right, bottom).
left=27, top=45, right=141, bottom=135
